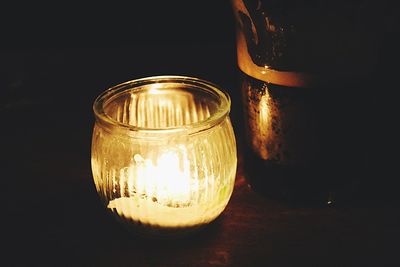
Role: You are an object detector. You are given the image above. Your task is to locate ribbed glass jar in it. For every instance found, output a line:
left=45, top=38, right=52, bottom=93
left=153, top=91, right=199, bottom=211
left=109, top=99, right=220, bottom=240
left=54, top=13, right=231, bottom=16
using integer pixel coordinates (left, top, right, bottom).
left=91, top=76, right=237, bottom=237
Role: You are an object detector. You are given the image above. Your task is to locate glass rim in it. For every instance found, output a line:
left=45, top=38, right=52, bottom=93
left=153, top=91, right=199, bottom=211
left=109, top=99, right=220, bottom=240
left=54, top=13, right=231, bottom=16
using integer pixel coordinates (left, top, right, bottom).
left=93, top=75, right=231, bottom=134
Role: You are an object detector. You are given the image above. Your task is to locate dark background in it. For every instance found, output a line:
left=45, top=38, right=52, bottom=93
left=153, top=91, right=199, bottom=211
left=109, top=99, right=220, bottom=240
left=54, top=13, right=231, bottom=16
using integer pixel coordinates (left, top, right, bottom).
left=1, top=1, right=400, bottom=266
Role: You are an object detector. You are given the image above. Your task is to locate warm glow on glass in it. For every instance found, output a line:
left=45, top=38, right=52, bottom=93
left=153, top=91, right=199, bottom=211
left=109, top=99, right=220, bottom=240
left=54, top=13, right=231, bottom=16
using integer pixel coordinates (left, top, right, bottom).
left=254, top=91, right=271, bottom=160
left=91, top=76, right=237, bottom=236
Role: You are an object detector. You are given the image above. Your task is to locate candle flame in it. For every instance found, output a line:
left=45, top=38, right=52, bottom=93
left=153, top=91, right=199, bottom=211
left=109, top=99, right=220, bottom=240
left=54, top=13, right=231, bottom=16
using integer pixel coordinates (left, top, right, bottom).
left=127, top=148, right=192, bottom=207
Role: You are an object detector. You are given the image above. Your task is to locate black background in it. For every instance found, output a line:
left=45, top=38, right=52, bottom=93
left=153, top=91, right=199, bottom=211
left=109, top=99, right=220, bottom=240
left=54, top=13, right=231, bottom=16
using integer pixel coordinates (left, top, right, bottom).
left=1, top=1, right=400, bottom=266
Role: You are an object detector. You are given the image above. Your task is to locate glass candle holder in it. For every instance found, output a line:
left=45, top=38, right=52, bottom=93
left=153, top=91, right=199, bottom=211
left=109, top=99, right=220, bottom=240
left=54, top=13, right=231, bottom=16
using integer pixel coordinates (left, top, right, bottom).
left=91, top=76, right=237, bottom=237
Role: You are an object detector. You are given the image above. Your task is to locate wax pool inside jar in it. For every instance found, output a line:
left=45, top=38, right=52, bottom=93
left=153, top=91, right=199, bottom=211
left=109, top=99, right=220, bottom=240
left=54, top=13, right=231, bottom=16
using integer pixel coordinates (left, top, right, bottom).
left=107, top=196, right=228, bottom=228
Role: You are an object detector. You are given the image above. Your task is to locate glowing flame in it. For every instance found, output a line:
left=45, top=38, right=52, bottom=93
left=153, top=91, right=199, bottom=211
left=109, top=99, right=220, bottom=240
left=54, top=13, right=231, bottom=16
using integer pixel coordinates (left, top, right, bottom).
left=123, top=147, right=193, bottom=207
